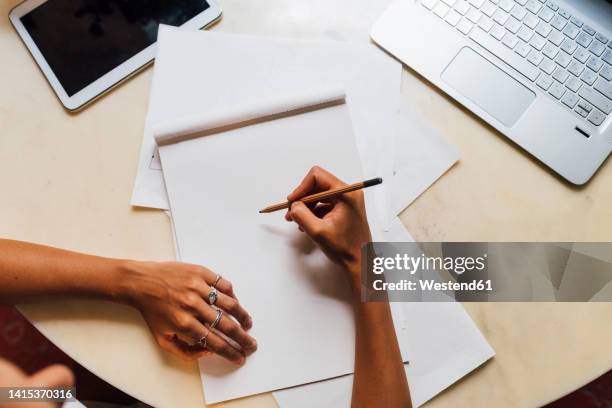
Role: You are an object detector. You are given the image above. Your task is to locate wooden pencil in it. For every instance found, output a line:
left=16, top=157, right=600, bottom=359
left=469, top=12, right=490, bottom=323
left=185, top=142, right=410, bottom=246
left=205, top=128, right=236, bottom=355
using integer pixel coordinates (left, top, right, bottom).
left=259, top=177, right=383, bottom=214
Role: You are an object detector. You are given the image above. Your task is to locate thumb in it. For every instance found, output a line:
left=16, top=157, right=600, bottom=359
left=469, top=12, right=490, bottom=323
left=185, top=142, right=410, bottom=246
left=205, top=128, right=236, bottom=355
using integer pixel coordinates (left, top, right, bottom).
left=289, top=202, right=324, bottom=238
left=27, top=364, right=74, bottom=388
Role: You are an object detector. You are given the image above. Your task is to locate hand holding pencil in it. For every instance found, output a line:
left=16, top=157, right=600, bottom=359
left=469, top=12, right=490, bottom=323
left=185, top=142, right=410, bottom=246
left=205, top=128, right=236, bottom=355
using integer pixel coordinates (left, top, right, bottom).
left=281, top=166, right=375, bottom=282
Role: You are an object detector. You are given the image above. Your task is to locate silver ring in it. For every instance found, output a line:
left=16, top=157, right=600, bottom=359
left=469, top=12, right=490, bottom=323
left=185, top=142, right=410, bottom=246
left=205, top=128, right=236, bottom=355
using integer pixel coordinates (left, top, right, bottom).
left=212, top=274, right=222, bottom=288
left=210, top=309, right=222, bottom=330
left=208, top=287, right=218, bottom=306
left=197, top=330, right=210, bottom=348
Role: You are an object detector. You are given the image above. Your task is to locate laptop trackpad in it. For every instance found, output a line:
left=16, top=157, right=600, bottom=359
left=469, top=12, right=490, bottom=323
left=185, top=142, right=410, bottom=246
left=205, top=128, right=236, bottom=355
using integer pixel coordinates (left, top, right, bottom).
left=441, top=47, right=535, bottom=127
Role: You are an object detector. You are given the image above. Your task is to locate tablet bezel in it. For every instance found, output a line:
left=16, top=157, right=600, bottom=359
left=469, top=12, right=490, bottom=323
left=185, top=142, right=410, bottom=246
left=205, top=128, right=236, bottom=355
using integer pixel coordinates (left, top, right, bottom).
left=9, top=0, right=222, bottom=111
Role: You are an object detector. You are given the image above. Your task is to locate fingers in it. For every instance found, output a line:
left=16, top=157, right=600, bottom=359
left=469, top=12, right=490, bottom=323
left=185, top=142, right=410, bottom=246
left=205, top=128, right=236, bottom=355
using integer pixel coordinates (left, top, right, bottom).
left=287, top=166, right=344, bottom=202
left=204, top=330, right=247, bottom=365
left=189, top=264, right=237, bottom=299
left=159, top=334, right=208, bottom=362
left=27, top=364, right=74, bottom=388
left=289, top=201, right=326, bottom=238
left=214, top=289, right=253, bottom=330
left=214, top=277, right=236, bottom=298
left=192, top=302, right=257, bottom=355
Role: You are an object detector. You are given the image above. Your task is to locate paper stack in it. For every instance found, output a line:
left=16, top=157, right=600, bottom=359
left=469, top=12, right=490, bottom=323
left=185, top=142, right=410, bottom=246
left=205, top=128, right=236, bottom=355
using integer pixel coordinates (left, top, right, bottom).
left=131, top=25, right=494, bottom=407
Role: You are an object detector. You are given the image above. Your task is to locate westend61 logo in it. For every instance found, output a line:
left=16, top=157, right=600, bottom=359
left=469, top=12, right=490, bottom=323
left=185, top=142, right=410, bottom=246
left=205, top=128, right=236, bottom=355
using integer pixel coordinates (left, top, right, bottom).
left=372, top=253, right=488, bottom=276
left=364, top=243, right=612, bottom=302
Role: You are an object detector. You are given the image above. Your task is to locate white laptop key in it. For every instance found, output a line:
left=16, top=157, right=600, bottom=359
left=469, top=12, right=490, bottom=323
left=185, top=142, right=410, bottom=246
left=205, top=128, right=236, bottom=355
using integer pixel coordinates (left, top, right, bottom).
left=586, top=56, right=604, bottom=72
left=525, top=0, right=542, bottom=14
left=502, top=33, right=519, bottom=48
left=549, top=30, right=565, bottom=46
left=446, top=10, right=463, bottom=26
left=457, top=18, right=475, bottom=34
left=510, top=6, right=527, bottom=21
left=550, top=14, right=567, bottom=31
left=549, top=81, right=567, bottom=99
left=576, top=32, right=593, bottom=48
left=527, top=50, right=544, bottom=65
left=540, top=57, right=557, bottom=75
left=422, top=0, right=438, bottom=10
left=574, top=46, right=591, bottom=63
left=537, top=74, right=554, bottom=90
left=530, top=34, right=547, bottom=50
left=561, top=92, right=580, bottom=108
left=478, top=16, right=495, bottom=31
left=594, top=78, right=612, bottom=100
left=542, top=42, right=559, bottom=59
left=455, top=0, right=471, bottom=15
left=575, top=105, right=590, bottom=117
left=493, top=9, right=510, bottom=25
left=566, top=76, right=583, bottom=92
left=434, top=2, right=451, bottom=18
left=587, top=109, right=606, bottom=126
left=567, top=60, right=585, bottom=77
left=535, top=21, right=553, bottom=37
left=581, top=69, right=598, bottom=85
left=555, top=52, right=572, bottom=68
left=515, top=41, right=532, bottom=57
left=539, top=7, right=555, bottom=23
left=601, top=64, right=612, bottom=81
left=524, top=12, right=540, bottom=29
left=589, top=41, right=606, bottom=57
left=563, top=24, right=580, bottom=39
left=560, top=38, right=578, bottom=54
left=482, top=1, right=497, bottom=17
left=579, top=86, right=612, bottom=114
left=505, top=17, right=522, bottom=33
left=553, top=67, right=570, bottom=83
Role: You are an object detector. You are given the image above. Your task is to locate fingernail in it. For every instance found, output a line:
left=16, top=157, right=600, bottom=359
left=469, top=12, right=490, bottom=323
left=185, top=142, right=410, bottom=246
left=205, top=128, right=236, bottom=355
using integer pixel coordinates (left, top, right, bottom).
left=237, top=356, right=246, bottom=366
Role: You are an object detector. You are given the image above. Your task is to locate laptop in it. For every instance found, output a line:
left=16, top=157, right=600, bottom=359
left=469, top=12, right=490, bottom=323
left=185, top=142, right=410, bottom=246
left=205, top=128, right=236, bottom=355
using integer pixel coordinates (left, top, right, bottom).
left=372, top=0, right=612, bottom=185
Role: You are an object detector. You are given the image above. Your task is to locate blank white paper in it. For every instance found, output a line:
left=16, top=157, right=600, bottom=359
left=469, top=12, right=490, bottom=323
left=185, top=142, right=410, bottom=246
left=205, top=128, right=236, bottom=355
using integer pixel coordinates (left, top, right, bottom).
left=159, top=98, right=368, bottom=403
left=131, top=26, right=401, bottom=230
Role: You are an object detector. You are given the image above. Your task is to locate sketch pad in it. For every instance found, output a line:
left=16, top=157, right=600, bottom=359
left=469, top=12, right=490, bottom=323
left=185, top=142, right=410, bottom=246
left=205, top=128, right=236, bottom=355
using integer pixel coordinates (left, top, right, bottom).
left=157, top=88, right=366, bottom=403
left=153, top=87, right=346, bottom=146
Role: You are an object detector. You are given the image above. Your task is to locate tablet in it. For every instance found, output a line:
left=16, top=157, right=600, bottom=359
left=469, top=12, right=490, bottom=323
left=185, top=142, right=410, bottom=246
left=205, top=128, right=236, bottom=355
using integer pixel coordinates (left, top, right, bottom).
left=10, top=0, right=222, bottom=111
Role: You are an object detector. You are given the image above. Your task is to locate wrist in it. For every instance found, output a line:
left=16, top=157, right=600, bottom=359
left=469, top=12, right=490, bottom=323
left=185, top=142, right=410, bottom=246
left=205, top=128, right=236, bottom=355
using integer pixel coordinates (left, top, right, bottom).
left=109, top=259, right=143, bottom=306
left=346, top=257, right=363, bottom=297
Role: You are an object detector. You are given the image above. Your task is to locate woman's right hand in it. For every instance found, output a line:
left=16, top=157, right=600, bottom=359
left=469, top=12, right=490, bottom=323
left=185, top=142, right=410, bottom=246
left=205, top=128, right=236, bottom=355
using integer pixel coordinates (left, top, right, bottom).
left=285, top=166, right=372, bottom=290
left=119, top=261, right=257, bottom=365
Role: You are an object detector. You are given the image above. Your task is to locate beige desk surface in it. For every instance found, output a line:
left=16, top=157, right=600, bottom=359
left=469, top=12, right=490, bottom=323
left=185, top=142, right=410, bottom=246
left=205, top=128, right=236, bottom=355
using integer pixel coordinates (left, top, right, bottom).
left=2, top=1, right=611, bottom=407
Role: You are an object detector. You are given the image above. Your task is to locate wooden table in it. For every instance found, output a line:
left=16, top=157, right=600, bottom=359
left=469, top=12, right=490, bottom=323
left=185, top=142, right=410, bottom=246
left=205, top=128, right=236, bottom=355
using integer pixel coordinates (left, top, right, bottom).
left=2, top=0, right=611, bottom=407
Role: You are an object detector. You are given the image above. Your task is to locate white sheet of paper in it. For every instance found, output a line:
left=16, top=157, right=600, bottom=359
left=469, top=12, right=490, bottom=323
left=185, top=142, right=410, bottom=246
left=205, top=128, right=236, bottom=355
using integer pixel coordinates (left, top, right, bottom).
left=159, top=99, right=371, bottom=403
left=274, top=299, right=495, bottom=408
left=389, top=98, right=460, bottom=216
left=131, top=26, right=400, bottom=228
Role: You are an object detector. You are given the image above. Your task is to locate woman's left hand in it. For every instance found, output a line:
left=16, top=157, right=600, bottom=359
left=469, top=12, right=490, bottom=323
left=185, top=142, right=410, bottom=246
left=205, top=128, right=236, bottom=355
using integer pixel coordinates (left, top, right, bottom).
left=119, top=261, right=257, bottom=364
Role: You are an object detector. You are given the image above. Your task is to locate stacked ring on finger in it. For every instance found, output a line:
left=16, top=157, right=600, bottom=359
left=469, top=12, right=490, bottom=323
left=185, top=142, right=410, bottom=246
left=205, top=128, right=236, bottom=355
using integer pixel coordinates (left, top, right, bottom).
left=210, top=308, right=223, bottom=330
left=197, top=329, right=211, bottom=348
left=208, top=287, right=218, bottom=306
left=212, top=274, right=222, bottom=288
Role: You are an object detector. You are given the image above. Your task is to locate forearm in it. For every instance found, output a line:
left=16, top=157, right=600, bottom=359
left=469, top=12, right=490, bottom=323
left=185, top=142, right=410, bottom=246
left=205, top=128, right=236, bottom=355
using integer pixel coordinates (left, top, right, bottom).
left=349, top=267, right=411, bottom=408
left=0, top=239, right=130, bottom=305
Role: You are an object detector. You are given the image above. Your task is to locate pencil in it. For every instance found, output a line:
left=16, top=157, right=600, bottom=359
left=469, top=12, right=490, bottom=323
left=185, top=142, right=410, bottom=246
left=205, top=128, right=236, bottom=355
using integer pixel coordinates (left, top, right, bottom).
left=259, top=177, right=383, bottom=214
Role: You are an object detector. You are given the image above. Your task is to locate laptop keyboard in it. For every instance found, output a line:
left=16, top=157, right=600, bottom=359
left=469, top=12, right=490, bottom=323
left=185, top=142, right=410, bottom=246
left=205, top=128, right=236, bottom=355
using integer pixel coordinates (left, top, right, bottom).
left=421, top=0, right=612, bottom=127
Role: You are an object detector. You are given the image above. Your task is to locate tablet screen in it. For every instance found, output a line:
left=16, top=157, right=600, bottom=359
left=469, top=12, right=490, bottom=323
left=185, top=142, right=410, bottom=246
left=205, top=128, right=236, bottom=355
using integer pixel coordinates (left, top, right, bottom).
left=21, top=1, right=210, bottom=96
